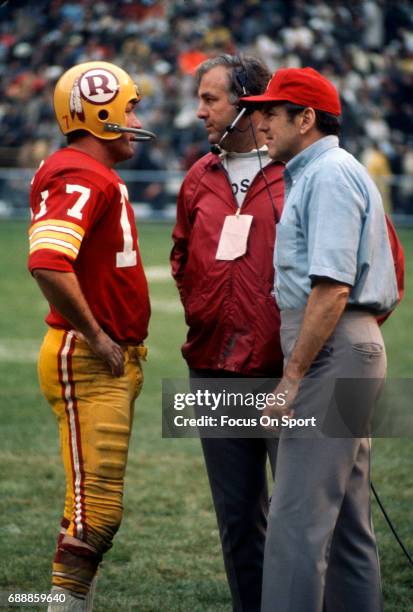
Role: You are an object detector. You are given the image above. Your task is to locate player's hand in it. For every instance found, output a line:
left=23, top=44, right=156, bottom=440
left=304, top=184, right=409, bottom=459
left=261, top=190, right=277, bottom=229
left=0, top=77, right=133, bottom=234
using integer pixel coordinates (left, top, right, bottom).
left=261, top=376, right=300, bottom=430
left=81, top=329, right=125, bottom=377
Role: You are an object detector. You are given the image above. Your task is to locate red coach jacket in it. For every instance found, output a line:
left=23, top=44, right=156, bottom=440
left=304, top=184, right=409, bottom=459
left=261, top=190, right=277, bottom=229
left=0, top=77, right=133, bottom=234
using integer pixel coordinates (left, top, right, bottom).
left=377, top=214, right=405, bottom=325
left=171, top=152, right=284, bottom=376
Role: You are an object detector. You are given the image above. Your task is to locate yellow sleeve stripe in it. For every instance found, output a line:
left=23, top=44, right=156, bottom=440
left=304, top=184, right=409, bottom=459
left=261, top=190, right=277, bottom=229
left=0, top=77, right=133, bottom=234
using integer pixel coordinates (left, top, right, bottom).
left=30, top=224, right=83, bottom=242
left=29, top=219, right=85, bottom=238
left=29, top=229, right=82, bottom=251
left=29, top=242, right=77, bottom=259
left=29, top=237, right=79, bottom=258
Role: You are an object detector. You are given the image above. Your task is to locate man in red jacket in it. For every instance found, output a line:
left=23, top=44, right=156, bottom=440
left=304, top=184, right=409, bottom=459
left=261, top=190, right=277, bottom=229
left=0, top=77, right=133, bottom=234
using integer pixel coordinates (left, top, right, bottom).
left=171, top=54, right=284, bottom=612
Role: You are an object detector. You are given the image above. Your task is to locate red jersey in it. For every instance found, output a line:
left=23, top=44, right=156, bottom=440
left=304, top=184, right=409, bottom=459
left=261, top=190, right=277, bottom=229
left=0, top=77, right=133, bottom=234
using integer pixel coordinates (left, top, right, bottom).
left=28, top=148, right=150, bottom=343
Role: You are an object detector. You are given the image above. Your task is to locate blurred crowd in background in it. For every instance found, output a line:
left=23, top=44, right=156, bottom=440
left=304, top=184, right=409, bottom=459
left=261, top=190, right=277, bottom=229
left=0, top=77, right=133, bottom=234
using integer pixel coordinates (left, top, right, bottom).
left=1, top=0, right=413, bottom=212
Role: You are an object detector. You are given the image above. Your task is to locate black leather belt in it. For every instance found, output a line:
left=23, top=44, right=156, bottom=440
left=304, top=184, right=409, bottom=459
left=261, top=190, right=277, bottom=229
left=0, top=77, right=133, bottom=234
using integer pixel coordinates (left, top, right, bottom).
left=345, top=304, right=375, bottom=313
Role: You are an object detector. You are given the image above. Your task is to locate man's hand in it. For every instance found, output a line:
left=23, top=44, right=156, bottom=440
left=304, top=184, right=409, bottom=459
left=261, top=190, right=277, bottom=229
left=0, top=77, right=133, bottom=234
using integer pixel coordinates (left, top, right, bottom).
left=78, top=329, right=125, bottom=377
left=261, top=376, right=300, bottom=430
left=261, top=280, right=350, bottom=431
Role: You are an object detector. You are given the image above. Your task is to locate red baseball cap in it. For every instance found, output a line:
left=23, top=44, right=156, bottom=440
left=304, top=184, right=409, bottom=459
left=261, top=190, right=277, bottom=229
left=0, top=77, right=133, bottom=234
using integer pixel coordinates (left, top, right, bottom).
left=241, top=67, right=341, bottom=116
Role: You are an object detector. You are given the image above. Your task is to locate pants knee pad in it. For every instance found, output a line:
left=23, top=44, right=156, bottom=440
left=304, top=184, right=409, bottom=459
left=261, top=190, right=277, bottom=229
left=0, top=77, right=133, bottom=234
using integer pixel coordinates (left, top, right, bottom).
left=62, top=503, right=123, bottom=556
left=83, top=508, right=123, bottom=555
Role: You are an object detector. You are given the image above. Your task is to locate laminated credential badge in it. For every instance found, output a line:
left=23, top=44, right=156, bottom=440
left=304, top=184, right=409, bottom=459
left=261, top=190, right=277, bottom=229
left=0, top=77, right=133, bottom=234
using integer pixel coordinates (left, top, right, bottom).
left=216, top=214, right=253, bottom=260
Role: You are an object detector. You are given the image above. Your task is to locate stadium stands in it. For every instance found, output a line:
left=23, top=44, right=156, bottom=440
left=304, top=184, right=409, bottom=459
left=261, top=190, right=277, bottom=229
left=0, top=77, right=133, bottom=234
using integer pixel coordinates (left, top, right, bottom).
left=0, top=0, right=413, bottom=213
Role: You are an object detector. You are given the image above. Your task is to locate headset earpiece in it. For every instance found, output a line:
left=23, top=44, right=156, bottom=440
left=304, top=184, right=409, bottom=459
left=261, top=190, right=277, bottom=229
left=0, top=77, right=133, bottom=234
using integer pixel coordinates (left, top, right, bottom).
left=233, top=63, right=249, bottom=111
left=234, top=66, right=248, bottom=97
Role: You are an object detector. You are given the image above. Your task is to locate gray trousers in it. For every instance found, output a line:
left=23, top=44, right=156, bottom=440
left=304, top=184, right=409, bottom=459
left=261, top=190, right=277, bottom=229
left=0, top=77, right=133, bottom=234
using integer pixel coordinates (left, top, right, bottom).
left=261, top=310, right=386, bottom=612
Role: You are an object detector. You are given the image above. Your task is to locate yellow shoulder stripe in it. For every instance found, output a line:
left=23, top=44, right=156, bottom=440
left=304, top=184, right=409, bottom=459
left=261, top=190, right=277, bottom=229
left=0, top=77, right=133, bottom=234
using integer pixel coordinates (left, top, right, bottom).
left=29, top=229, right=82, bottom=251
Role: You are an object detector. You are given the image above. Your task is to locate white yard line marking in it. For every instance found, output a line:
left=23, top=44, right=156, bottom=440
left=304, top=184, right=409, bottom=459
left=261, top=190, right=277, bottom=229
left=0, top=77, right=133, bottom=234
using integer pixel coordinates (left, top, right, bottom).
left=150, top=298, right=182, bottom=314
left=0, top=288, right=183, bottom=363
left=145, top=266, right=173, bottom=281
left=0, top=340, right=40, bottom=362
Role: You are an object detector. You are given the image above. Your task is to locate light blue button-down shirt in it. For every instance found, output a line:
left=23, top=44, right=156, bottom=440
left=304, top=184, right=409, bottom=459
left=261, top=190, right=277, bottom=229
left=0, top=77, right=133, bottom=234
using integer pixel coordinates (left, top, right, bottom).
left=275, top=135, right=398, bottom=313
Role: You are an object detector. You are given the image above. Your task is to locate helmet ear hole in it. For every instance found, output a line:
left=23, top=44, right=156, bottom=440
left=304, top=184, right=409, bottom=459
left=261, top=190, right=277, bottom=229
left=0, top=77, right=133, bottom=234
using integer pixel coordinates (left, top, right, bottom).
left=98, top=109, right=109, bottom=121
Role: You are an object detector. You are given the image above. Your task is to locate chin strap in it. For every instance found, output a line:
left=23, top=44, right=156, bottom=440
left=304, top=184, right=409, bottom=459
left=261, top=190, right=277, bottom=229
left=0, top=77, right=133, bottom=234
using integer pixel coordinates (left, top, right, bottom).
left=103, top=123, right=156, bottom=141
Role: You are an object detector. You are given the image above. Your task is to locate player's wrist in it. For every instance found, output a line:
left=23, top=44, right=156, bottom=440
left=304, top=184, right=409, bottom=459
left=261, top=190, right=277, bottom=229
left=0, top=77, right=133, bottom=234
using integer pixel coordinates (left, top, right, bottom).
left=83, top=326, right=104, bottom=343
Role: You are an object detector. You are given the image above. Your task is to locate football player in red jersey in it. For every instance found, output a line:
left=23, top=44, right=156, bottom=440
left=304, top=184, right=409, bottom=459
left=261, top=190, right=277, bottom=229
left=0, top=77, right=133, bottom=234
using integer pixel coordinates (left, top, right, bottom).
left=28, top=61, right=155, bottom=611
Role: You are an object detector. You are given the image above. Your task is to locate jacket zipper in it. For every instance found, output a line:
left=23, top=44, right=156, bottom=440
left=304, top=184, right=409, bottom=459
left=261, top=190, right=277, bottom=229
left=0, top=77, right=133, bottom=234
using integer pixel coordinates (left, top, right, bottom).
left=216, top=163, right=238, bottom=366
left=216, top=162, right=278, bottom=365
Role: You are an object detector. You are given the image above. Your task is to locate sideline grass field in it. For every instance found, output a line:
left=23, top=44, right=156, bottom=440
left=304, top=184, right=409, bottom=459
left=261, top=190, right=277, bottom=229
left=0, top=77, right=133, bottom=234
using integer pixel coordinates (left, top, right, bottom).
left=0, top=220, right=412, bottom=611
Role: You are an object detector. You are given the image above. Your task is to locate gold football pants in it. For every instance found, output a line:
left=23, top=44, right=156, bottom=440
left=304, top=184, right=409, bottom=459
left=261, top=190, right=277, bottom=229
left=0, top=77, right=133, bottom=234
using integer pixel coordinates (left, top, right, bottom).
left=38, top=328, right=146, bottom=595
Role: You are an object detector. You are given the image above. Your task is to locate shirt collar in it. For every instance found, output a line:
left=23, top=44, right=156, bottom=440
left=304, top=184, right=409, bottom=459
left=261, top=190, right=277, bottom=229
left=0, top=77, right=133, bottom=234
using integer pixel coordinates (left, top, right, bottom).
left=219, top=144, right=268, bottom=160
left=285, top=135, right=339, bottom=185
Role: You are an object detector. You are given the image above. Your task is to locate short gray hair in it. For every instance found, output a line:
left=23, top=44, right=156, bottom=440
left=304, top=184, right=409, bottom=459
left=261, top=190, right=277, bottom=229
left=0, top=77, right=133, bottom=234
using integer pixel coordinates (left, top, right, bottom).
left=195, top=54, right=271, bottom=104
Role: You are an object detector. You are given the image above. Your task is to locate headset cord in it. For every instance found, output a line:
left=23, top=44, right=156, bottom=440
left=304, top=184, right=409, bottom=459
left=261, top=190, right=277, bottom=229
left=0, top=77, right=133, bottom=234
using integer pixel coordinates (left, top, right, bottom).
left=371, top=481, right=413, bottom=568
left=248, top=114, right=280, bottom=224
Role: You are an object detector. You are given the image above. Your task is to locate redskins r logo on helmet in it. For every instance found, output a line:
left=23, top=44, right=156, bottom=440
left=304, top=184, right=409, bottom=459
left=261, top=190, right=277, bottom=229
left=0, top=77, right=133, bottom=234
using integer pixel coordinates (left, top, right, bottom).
left=68, top=69, right=120, bottom=124
left=54, top=61, right=140, bottom=140
left=78, top=68, right=119, bottom=105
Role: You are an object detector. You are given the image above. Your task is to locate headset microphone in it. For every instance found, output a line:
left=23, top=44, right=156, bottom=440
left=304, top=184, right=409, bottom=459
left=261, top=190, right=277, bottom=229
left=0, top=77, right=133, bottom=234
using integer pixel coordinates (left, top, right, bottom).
left=210, top=144, right=222, bottom=155
left=210, top=107, right=249, bottom=155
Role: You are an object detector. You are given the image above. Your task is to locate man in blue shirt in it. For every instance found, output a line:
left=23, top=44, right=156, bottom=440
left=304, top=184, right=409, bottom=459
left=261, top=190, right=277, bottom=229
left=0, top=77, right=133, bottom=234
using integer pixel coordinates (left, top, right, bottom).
left=241, top=68, right=398, bottom=612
